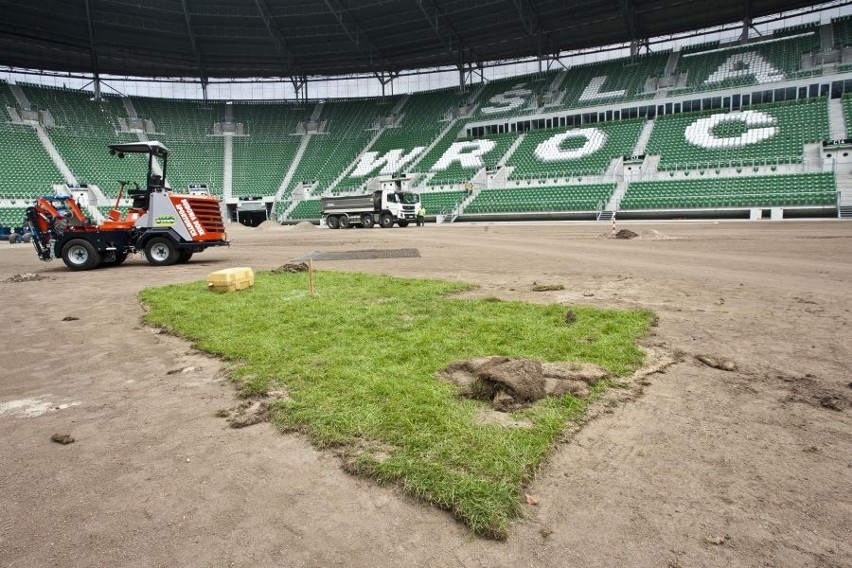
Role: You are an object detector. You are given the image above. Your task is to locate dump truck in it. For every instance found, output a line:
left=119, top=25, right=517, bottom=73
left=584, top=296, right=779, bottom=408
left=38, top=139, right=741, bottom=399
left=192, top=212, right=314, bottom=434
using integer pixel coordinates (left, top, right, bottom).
left=321, top=189, right=420, bottom=229
left=26, top=141, right=228, bottom=270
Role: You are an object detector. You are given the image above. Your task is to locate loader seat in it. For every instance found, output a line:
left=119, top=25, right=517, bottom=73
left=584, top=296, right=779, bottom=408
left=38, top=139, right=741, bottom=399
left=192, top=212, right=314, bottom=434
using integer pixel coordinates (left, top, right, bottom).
left=107, top=209, right=122, bottom=222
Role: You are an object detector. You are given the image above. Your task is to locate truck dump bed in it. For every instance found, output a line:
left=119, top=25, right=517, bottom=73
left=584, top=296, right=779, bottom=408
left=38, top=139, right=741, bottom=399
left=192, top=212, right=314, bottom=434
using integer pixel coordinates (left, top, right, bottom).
left=321, top=194, right=375, bottom=213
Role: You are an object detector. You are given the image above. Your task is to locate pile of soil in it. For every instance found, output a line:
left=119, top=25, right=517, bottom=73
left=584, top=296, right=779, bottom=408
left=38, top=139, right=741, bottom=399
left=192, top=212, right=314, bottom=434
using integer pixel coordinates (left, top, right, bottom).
left=437, top=356, right=608, bottom=412
left=640, top=230, right=677, bottom=240
left=291, top=221, right=317, bottom=231
left=216, top=400, right=270, bottom=428
left=256, top=220, right=282, bottom=231
left=613, top=229, right=639, bottom=240
left=4, top=273, right=47, bottom=283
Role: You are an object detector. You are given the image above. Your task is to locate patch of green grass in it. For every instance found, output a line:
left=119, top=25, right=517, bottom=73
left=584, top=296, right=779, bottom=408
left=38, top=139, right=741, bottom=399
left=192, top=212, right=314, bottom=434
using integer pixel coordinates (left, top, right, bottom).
left=140, top=271, right=652, bottom=538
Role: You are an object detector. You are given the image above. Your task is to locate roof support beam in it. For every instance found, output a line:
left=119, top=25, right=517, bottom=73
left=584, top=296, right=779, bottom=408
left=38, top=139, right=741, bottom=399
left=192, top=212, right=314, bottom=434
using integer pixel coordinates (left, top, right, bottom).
left=415, top=0, right=481, bottom=64
left=323, top=0, right=396, bottom=72
left=511, top=0, right=561, bottom=59
left=83, top=0, right=100, bottom=99
left=254, top=0, right=304, bottom=76
left=180, top=0, right=207, bottom=90
left=621, top=0, right=637, bottom=43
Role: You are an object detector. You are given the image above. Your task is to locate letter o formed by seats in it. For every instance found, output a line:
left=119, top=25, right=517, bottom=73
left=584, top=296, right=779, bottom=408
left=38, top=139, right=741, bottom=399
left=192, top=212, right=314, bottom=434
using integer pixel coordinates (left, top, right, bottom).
left=534, top=128, right=607, bottom=162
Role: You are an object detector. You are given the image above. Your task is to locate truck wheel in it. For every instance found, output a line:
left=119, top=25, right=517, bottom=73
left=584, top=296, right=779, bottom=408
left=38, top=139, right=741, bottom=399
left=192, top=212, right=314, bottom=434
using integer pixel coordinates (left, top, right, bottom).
left=397, top=220, right=410, bottom=228
left=379, top=213, right=394, bottom=228
left=339, top=215, right=350, bottom=229
left=177, top=250, right=194, bottom=264
left=144, top=237, right=178, bottom=266
left=326, top=215, right=339, bottom=229
left=361, top=213, right=374, bottom=228
left=61, top=239, right=101, bottom=271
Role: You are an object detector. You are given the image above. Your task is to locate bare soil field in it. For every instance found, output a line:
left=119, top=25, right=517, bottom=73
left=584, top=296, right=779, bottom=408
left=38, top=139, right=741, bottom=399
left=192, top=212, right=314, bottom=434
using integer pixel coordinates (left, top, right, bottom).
left=1, top=220, right=850, bottom=567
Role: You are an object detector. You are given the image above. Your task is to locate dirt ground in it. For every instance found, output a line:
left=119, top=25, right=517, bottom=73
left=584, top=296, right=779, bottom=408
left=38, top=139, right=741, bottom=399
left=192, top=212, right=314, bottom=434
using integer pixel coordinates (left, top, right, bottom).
left=1, top=220, right=850, bottom=568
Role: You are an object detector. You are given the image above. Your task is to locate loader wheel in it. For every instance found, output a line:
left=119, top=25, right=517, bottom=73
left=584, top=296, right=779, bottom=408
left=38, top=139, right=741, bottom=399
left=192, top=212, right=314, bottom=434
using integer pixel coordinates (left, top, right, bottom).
left=379, top=213, right=394, bottom=228
left=397, top=220, right=409, bottom=228
left=144, top=237, right=178, bottom=266
left=177, top=250, right=194, bottom=264
left=326, top=215, right=339, bottom=230
left=9, top=233, right=18, bottom=244
left=339, top=215, right=350, bottom=229
left=360, top=213, right=374, bottom=229
left=101, top=251, right=128, bottom=267
left=61, top=239, right=101, bottom=271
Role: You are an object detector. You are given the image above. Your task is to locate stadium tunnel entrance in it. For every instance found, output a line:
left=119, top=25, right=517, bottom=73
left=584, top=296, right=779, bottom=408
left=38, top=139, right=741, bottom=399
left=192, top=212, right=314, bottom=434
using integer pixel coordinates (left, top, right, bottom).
left=229, top=200, right=271, bottom=228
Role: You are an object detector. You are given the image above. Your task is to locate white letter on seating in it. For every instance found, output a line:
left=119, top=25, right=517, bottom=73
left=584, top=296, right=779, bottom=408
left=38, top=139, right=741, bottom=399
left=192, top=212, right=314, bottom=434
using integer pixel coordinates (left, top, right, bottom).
left=578, top=76, right=626, bottom=102
left=480, top=85, right=533, bottom=115
left=704, top=52, right=784, bottom=85
left=349, top=147, right=425, bottom=177
left=432, top=140, right=497, bottom=171
left=684, top=110, right=778, bottom=149
left=534, top=128, right=607, bottom=162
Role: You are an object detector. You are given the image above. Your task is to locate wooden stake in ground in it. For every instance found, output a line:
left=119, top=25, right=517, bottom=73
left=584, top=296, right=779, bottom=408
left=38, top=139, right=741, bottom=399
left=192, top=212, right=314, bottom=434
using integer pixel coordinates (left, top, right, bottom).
left=308, top=258, right=315, bottom=296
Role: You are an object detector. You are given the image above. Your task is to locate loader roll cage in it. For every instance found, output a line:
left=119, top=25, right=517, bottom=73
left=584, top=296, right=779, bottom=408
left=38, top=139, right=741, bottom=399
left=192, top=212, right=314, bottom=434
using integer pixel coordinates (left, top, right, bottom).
left=109, top=141, right=170, bottom=206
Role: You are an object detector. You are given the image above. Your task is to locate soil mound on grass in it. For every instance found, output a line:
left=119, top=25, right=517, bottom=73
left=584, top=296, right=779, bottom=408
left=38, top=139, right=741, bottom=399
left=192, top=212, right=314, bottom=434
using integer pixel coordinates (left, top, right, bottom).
left=437, top=356, right=608, bottom=412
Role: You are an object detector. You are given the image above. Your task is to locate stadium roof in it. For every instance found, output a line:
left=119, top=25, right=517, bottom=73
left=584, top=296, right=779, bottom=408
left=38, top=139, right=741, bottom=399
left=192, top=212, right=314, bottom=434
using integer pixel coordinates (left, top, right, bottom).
left=0, top=0, right=834, bottom=80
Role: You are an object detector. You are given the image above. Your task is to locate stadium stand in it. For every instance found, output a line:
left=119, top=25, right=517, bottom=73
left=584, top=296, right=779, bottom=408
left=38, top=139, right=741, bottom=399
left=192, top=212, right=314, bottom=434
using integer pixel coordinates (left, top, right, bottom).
left=15, top=84, right=146, bottom=197
left=231, top=102, right=306, bottom=197
left=0, top=121, right=64, bottom=199
left=420, top=190, right=467, bottom=215
left=0, top=206, right=27, bottom=228
left=0, top=18, right=848, bottom=224
left=620, top=173, right=836, bottom=209
left=832, top=15, right=852, bottom=47
left=646, top=97, right=828, bottom=171
left=465, top=184, right=615, bottom=213
left=287, top=199, right=322, bottom=220
left=130, top=97, right=225, bottom=194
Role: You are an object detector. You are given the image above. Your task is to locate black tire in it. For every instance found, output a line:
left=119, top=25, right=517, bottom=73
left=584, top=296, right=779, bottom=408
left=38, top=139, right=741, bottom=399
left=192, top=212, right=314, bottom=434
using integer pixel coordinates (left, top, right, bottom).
left=101, top=250, right=128, bottom=267
left=177, top=250, right=194, bottom=264
left=379, top=213, right=394, bottom=228
left=144, top=237, right=179, bottom=266
left=21, top=233, right=32, bottom=243
left=326, top=215, right=339, bottom=229
left=61, top=238, right=101, bottom=271
left=397, top=220, right=410, bottom=228
left=339, top=215, right=350, bottom=229
left=360, top=213, right=374, bottom=229
left=9, top=234, right=18, bottom=244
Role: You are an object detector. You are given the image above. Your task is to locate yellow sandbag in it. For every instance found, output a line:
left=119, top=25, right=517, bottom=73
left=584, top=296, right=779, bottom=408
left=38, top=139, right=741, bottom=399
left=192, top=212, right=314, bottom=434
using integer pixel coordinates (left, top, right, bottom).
left=206, top=267, right=255, bottom=293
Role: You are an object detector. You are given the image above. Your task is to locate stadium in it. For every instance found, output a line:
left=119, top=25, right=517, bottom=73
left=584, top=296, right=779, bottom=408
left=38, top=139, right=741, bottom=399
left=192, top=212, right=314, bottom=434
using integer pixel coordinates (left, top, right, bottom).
left=1, top=0, right=850, bottom=565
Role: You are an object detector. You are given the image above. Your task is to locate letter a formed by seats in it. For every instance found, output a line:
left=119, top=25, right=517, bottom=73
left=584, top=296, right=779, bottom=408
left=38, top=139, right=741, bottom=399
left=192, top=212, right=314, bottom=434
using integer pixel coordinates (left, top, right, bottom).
left=704, top=52, right=784, bottom=85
